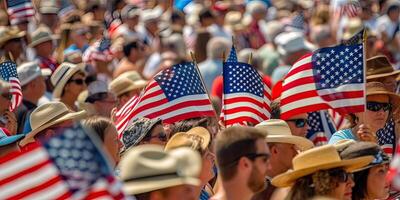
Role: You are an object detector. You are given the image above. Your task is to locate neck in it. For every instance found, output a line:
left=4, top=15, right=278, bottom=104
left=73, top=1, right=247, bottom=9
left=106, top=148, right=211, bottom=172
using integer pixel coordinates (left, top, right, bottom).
left=222, top=180, right=253, bottom=200
left=265, top=166, right=286, bottom=179
left=60, top=95, right=76, bottom=111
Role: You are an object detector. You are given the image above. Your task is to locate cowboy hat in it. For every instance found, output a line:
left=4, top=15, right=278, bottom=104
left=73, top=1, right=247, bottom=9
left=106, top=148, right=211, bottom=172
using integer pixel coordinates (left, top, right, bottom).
left=51, top=62, right=86, bottom=99
left=255, top=119, right=314, bottom=151
left=0, top=26, right=25, bottom=47
left=120, top=145, right=201, bottom=195
left=29, top=26, right=56, bottom=48
left=117, top=71, right=147, bottom=89
left=271, top=145, right=373, bottom=187
left=165, top=127, right=211, bottom=151
left=366, top=55, right=400, bottom=80
left=17, top=61, right=52, bottom=86
left=366, top=82, right=400, bottom=113
left=109, top=77, right=141, bottom=97
left=19, top=102, right=86, bottom=146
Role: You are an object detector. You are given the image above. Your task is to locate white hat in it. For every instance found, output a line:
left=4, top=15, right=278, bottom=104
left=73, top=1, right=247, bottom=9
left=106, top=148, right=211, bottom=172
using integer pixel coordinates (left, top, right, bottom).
left=120, top=145, right=201, bottom=195
left=87, top=80, right=108, bottom=96
left=50, top=62, right=85, bottom=98
left=17, top=62, right=52, bottom=86
left=274, top=31, right=314, bottom=56
left=256, top=119, right=314, bottom=151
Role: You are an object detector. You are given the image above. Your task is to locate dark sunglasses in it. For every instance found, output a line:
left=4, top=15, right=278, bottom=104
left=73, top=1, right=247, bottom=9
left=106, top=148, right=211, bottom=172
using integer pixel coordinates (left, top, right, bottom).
left=330, top=169, right=353, bottom=183
left=67, top=78, right=86, bottom=85
left=148, top=132, right=168, bottom=142
left=287, top=118, right=308, bottom=128
left=0, top=93, right=12, bottom=100
left=366, top=101, right=392, bottom=112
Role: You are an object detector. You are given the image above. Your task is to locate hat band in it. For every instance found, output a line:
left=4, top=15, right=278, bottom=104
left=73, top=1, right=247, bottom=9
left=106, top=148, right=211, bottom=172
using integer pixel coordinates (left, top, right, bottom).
left=123, top=172, right=179, bottom=183
left=54, top=67, right=71, bottom=86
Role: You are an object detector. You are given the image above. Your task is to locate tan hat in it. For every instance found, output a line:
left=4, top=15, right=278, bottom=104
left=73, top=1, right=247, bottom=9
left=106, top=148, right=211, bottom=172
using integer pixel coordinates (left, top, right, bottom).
left=0, top=26, right=25, bottom=47
left=342, top=18, right=363, bottom=41
left=109, top=77, right=140, bottom=97
left=120, top=145, right=201, bottom=195
left=271, top=145, right=374, bottom=187
left=165, top=127, right=211, bottom=151
left=117, top=71, right=147, bottom=89
left=256, top=119, right=314, bottom=151
left=367, top=82, right=400, bottom=113
left=20, top=102, right=86, bottom=146
left=366, top=55, right=400, bottom=80
left=29, top=26, right=55, bottom=47
left=51, top=62, right=85, bottom=98
left=225, top=11, right=245, bottom=31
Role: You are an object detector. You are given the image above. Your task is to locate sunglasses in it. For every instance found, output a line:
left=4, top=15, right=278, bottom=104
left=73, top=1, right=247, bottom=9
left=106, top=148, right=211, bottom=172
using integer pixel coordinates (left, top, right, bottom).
left=244, top=153, right=270, bottom=163
left=0, top=93, right=12, bottom=100
left=148, top=132, right=168, bottom=142
left=67, top=78, right=86, bottom=85
left=287, top=118, right=308, bottom=128
left=330, top=169, right=353, bottom=183
left=366, top=101, right=392, bottom=112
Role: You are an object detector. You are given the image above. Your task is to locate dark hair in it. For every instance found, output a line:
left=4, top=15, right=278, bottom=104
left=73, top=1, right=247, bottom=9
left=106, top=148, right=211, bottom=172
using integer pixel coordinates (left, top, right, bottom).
left=123, top=41, right=140, bottom=57
left=199, top=9, right=214, bottom=22
left=82, top=116, right=114, bottom=142
left=270, top=100, right=281, bottom=119
left=169, top=117, right=209, bottom=137
left=215, top=126, right=266, bottom=181
left=352, top=169, right=369, bottom=200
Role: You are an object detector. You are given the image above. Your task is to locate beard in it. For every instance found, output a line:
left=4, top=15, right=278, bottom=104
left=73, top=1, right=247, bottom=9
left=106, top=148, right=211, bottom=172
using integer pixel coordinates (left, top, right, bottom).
left=247, top=165, right=266, bottom=193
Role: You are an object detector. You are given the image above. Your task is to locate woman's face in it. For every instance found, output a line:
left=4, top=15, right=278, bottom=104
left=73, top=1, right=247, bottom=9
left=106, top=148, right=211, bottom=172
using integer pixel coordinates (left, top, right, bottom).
left=64, top=73, right=87, bottom=98
left=365, top=94, right=390, bottom=132
left=147, top=124, right=168, bottom=146
left=199, top=148, right=215, bottom=185
left=103, top=125, right=121, bottom=166
left=366, top=164, right=390, bottom=199
left=329, top=171, right=354, bottom=200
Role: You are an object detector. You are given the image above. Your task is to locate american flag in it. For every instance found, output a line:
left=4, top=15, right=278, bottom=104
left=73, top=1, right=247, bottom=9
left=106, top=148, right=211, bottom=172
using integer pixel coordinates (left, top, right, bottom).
left=388, top=137, right=400, bottom=190
left=0, top=124, right=125, bottom=199
left=328, top=109, right=347, bottom=130
left=280, top=44, right=365, bottom=120
left=307, top=110, right=337, bottom=146
left=376, top=118, right=396, bottom=156
left=0, top=61, right=22, bottom=112
left=83, top=38, right=114, bottom=64
left=115, top=62, right=215, bottom=134
left=342, top=28, right=364, bottom=46
left=333, top=0, right=360, bottom=18
left=6, top=0, right=35, bottom=25
left=221, top=45, right=271, bottom=126
left=115, top=95, right=139, bottom=139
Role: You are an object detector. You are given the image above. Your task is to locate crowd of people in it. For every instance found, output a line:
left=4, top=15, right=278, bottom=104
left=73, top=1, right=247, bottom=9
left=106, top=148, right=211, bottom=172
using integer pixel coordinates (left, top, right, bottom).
left=2, top=0, right=400, bottom=199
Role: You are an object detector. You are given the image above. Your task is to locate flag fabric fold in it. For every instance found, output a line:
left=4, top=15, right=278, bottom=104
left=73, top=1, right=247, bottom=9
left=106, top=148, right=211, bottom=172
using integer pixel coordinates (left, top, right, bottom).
left=280, top=44, right=365, bottom=120
left=307, top=110, right=337, bottom=146
left=0, top=60, right=22, bottom=112
left=6, top=0, right=35, bottom=25
left=0, top=124, right=126, bottom=200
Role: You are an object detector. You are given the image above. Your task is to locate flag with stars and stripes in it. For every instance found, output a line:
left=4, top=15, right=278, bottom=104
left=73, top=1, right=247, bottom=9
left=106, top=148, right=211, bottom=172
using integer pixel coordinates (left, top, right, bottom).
left=0, top=124, right=126, bottom=199
left=328, top=109, right=348, bottom=130
left=116, top=61, right=215, bottom=134
left=0, top=60, right=22, bottom=112
left=83, top=37, right=114, bottom=64
left=5, top=0, right=35, bottom=25
left=342, top=28, right=364, bottom=46
left=115, top=95, right=139, bottom=139
left=307, top=110, right=337, bottom=146
left=280, top=44, right=365, bottom=120
left=221, top=45, right=271, bottom=126
left=377, top=118, right=396, bottom=156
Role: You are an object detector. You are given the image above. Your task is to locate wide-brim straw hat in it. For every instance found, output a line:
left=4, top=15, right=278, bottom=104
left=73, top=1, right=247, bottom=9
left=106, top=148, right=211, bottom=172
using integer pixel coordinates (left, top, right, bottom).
left=109, top=77, right=140, bottom=97
left=0, top=26, right=25, bottom=47
left=120, top=145, right=201, bottom=195
left=51, top=62, right=86, bottom=99
left=366, top=82, right=400, bottom=113
left=117, top=71, right=148, bottom=89
left=20, top=102, right=86, bottom=146
left=271, top=145, right=373, bottom=187
left=28, top=25, right=55, bottom=47
left=165, top=127, right=211, bottom=151
left=366, top=55, right=400, bottom=80
left=256, top=119, right=314, bottom=151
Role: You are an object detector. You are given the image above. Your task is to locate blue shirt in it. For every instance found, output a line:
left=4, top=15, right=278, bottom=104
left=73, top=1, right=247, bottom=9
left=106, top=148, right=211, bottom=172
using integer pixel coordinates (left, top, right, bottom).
left=328, top=129, right=356, bottom=144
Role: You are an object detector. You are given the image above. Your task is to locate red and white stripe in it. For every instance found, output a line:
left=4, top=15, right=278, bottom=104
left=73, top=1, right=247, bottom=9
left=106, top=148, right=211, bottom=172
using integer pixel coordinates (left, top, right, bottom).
left=115, top=95, right=140, bottom=139
left=0, top=144, right=72, bottom=199
left=280, top=54, right=365, bottom=120
left=84, top=177, right=125, bottom=200
left=328, top=109, right=347, bottom=130
left=9, top=77, right=22, bottom=112
left=7, top=2, right=35, bottom=25
left=388, top=140, right=400, bottom=189
left=221, top=85, right=271, bottom=126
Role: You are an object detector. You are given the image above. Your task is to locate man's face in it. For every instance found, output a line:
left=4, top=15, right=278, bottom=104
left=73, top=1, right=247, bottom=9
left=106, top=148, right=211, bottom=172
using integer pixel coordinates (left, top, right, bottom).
left=93, top=93, right=117, bottom=118
left=247, top=139, right=269, bottom=193
left=286, top=113, right=309, bottom=137
left=155, top=184, right=197, bottom=200
left=269, top=143, right=298, bottom=174
left=0, top=91, right=11, bottom=114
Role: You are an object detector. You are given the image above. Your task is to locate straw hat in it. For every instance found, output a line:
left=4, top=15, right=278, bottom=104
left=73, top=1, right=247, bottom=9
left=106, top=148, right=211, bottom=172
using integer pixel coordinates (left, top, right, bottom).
left=109, top=77, right=140, bottom=97
left=120, top=145, right=201, bottom=195
left=20, top=102, right=86, bottom=146
left=50, top=62, right=86, bottom=98
left=366, top=55, right=400, bottom=80
left=29, top=26, right=55, bottom=47
left=366, top=82, right=400, bottom=113
left=255, top=119, right=314, bottom=151
left=0, top=26, right=25, bottom=47
left=165, top=127, right=211, bottom=151
left=271, top=145, right=374, bottom=187
left=117, top=71, right=147, bottom=89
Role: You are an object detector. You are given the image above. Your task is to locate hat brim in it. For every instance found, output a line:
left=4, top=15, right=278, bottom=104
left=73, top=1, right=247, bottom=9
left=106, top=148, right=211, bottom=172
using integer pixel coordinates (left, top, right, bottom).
left=271, top=155, right=374, bottom=187
left=28, top=36, right=55, bottom=48
left=19, top=110, right=87, bottom=146
left=0, top=134, right=24, bottom=146
left=367, top=70, right=400, bottom=80
left=52, top=64, right=86, bottom=99
left=267, top=135, right=314, bottom=151
left=123, top=176, right=200, bottom=195
left=0, top=31, right=26, bottom=47
left=134, top=80, right=148, bottom=89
